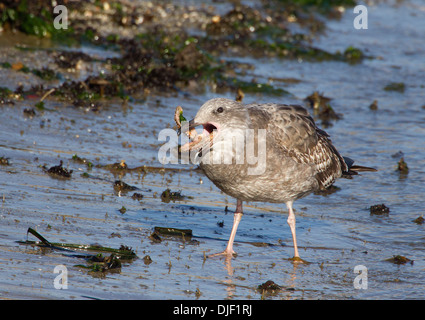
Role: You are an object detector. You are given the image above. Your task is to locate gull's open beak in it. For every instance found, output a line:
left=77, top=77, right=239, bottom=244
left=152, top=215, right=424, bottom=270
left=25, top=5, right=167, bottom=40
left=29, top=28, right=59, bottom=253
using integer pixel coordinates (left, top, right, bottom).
left=179, top=118, right=219, bottom=152
left=189, top=118, right=201, bottom=130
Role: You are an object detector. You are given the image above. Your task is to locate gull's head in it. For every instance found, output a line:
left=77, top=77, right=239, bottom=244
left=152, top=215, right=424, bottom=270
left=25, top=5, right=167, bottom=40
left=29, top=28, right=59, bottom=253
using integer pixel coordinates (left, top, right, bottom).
left=180, top=98, right=248, bottom=153
left=190, top=97, right=247, bottom=136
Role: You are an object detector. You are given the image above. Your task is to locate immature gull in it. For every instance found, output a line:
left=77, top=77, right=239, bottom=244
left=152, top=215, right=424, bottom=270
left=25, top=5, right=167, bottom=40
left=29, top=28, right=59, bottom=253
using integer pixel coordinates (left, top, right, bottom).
left=183, top=98, right=376, bottom=261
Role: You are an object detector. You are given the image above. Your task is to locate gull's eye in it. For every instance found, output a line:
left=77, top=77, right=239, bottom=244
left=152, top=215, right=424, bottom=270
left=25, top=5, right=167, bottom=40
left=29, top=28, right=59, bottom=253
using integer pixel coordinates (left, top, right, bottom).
left=216, top=107, right=224, bottom=113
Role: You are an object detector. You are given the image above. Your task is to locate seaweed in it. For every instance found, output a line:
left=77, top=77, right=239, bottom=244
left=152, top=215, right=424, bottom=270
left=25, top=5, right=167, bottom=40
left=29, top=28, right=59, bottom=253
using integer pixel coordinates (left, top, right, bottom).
left=0, top=86, right=13, bottom=99
left=54, top=51, right=93, bottom=70
left=23, top=108, right=36, bottom=117
left=1, top=0, right=368, bottom=104
left=154, top=226, right=193, bottom=238
left=102, top=160, right=128, bottom=172
left=18, top=228, right=136, bottom=275
left=71, top=154, right=93, bottom=169
left=370, top=204, right=390, bottom=216
left=131, top=193, right=144, bottom=201
left=384, top=82, right=405, bottom=93
left=113, top=180, right=138, bottom=193
left=0, top=156, right=10, bottom=166
left=143, top=255, right=153, bottom=265
left=397, top=158, right=409, bottom=174
left=149, top=226, right=196, bottom=245
left=78, top=253, right=122, bottom=273
left=343, top=46, right=364, bottom=64
left=386, top=255, right=413, bottom=265
left=257, top=280, right=287, bottom=298
left=258, top=280, right=282, bottom=292
left=149, top=232, right=162, bottom=243
left=42, top=160, right=73, bottom=178
left=369, top=100, right=378, bottom=110
left=305, top=91, right=341, bottom=126
left=161, top=188, right=188, bottom=203
left=413, top=216, right=424, bottom=225
left=118, top=206, right=127, bottom=214
left=19, top=228, right=137, bottom=259
left=31, top=67, right=58, bottom=81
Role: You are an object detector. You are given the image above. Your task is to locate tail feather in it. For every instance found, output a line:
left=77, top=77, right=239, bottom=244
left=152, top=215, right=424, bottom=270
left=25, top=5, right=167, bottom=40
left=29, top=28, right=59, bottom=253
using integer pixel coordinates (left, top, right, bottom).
left=349, top=165, right=377, bottom=172
left=342, top=156, right=377, bottom=178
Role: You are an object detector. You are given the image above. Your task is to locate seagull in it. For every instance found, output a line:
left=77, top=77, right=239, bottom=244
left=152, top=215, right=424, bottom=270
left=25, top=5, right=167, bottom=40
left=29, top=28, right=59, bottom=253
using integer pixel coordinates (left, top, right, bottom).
left=183, top=98, right=376, bottom=261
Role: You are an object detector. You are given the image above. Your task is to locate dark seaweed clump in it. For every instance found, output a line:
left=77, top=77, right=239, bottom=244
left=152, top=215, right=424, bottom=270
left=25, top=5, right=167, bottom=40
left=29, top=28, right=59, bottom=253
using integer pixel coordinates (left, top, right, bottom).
left=413, top=216, right=424, bottom=225
left=397, top=158, right=409, bottom=174
left=113, top=180, right=138, bottom=193
left=86, top=253, right=122, bottom=273
left=0, top=86, right=14, bottom=105
left=54, top=51, right=93, bottom=70
left=161, top=188, right=186, bottom=203
left=386, top=255, right=413, bottom=265
left=1, top=0, right=365, bottom=106
left=384, top=82, right=405, bottom=93
left=305, top=91, right=341, bottom=127
left=370, top=204, right=390, bottom=216
left=0, top=156, right=10, bottom=166
left=258, top=280, right=282, bottom=291
left=42, top=160, right=73, bottom=178
left=257, top=280, right=287, bottom=297
left=131, top=193, right=144, bottom=201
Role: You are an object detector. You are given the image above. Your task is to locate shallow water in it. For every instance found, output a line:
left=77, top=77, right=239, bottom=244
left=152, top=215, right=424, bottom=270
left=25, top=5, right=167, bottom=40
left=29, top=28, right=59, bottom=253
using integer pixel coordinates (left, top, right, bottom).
left=1, top=0, right=424, bottom=300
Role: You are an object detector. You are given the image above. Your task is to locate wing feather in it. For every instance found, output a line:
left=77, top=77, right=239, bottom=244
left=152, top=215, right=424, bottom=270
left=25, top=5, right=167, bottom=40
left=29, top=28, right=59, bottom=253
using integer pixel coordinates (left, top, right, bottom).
left=248, top=104, right=346, bottom=189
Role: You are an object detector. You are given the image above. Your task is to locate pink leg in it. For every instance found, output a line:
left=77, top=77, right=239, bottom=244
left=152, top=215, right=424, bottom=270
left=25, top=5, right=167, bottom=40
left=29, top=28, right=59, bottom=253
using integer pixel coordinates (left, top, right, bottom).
left=286, top=201, right=300, bottom=258
left=209, top=199, right=243, bottom=257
